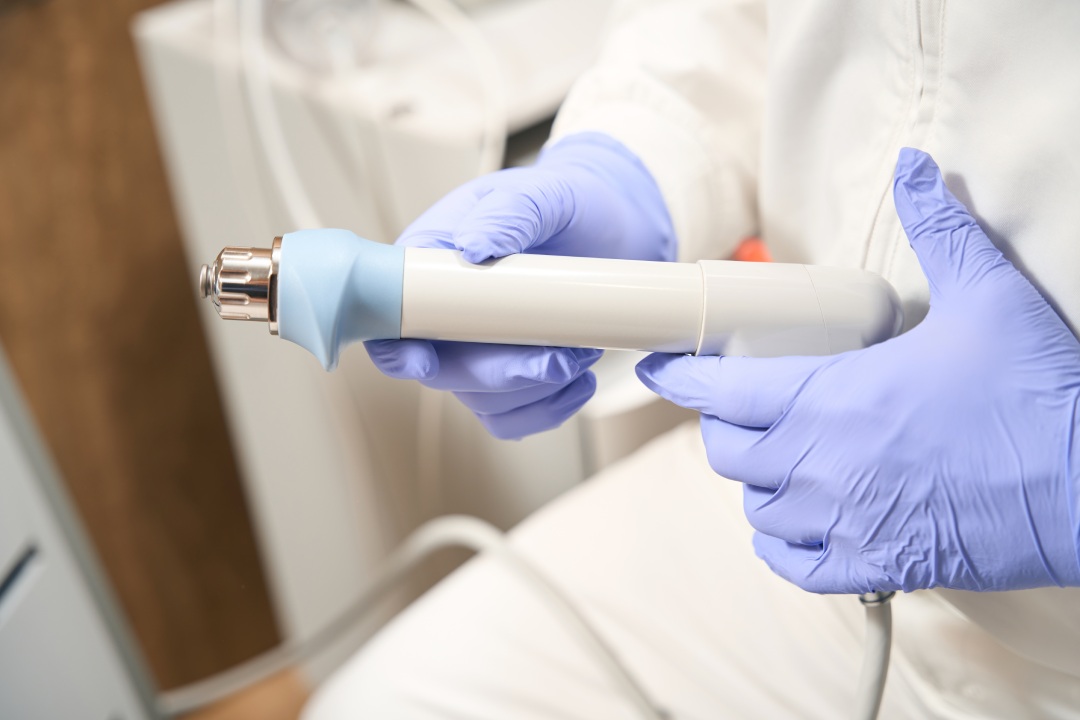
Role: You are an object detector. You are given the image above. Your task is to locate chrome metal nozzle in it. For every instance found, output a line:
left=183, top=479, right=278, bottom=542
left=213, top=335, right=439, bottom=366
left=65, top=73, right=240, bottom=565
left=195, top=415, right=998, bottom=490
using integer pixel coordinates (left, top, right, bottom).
left=199, top=236, right=282, bottom=335
left=198, top=263, right=213, bottom=299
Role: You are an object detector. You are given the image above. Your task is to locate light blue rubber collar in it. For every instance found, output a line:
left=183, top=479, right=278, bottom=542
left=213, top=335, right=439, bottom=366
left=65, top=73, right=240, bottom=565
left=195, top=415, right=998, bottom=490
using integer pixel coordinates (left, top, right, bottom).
left=278, top=229, right=405, bottom=370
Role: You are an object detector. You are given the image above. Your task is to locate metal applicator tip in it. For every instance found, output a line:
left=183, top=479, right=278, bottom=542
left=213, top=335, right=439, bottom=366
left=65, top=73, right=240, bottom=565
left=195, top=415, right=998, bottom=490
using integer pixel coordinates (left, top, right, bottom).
left=199, top=263, right=212, bottom=300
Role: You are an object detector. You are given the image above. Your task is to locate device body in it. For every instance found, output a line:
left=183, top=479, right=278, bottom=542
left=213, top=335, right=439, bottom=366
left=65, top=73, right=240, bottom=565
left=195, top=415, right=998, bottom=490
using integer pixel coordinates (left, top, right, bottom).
left=200, top=229, right=903, bottom=369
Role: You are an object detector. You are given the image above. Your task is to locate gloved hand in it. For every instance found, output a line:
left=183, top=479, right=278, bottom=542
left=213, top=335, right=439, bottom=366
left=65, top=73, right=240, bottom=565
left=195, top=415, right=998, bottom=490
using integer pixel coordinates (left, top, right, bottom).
left=637, top=148, right=1080, bottom=594
left=366, top=132, right=675, bottom=440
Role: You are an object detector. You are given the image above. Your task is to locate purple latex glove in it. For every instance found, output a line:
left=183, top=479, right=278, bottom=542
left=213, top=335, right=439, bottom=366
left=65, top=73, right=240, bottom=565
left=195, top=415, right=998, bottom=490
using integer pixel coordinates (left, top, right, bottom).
left=366, top=132, right=675, bottom=440
left=637, top=148, right=1080, bottom=594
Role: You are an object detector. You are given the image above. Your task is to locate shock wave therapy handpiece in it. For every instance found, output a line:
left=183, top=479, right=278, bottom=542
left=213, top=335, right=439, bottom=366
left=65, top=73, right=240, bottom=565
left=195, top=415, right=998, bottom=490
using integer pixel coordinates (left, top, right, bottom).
left=199, top=229, right=903, bottom=369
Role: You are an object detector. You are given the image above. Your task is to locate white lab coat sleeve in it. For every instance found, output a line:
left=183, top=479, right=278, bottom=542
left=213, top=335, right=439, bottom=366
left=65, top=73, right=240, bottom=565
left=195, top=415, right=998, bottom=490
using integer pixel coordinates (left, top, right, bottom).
left=551, top=0, right=766, bottom=262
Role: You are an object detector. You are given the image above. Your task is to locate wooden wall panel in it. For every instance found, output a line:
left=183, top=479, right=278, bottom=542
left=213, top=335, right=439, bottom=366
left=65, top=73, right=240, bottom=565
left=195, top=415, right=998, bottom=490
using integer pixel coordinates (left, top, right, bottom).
left=0, top=0, right=281, bottom=689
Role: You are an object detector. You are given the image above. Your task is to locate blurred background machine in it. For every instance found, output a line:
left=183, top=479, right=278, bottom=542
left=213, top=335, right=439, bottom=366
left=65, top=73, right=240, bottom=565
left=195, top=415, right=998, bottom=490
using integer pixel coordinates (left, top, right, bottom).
left=133, top=0, right=691, bottom=687
left=0, top=345, right=158, bottom=720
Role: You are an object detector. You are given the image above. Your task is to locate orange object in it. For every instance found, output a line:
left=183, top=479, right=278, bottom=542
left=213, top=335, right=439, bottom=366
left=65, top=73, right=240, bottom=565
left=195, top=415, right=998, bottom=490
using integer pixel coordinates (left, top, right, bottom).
left=731, top=237, right=772, bottom=263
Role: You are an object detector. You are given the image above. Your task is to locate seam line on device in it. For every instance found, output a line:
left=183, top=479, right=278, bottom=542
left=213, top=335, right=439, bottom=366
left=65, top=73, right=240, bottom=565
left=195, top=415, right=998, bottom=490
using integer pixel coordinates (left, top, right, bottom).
left=802, top=266, right=832, bottom=354
left=692, top=261, right=709, bottom=356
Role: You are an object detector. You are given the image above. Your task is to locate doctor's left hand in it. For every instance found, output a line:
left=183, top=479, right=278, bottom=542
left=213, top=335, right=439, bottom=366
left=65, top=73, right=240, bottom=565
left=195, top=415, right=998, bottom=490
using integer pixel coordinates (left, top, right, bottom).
left=365, top=132, right=674, bottom=440
left=637, top=148, right=1080, bottom=594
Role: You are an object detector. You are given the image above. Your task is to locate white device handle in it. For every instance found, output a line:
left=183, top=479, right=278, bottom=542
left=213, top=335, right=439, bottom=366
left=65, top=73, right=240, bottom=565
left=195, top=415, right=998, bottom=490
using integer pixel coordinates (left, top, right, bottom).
left=401, top=248, right=903, bottom=357
left=200, top=230, right=904, bottom=369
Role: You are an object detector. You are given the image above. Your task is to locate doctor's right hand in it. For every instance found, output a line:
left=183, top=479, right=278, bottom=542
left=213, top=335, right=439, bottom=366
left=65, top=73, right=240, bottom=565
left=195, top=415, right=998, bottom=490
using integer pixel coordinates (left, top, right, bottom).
left=364, top=132, right=676, bottom=440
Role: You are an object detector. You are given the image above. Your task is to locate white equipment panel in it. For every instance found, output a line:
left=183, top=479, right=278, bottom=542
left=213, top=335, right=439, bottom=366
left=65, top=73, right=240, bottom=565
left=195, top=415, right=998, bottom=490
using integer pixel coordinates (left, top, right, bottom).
left=0, top=350, right=157, bottom=720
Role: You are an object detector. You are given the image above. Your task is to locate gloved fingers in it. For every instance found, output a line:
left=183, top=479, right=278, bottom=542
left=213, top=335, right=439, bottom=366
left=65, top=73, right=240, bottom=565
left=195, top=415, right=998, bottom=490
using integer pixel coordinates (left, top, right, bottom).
left=742, top=484, right=825, bottom=546
left=452, top=179, right=576, bottom=263
left=751, top=533, right=842, bottom=595
left=893, top=148, right=1013, bottom=299
left=636, top=353, right=826, bottom=428
left=420, top=344, right=602, bottom=393
left=699, top=415, right=779, bottom=488
left=751, top=533, right=832, bottom=592
left=454, top=349, right=603, bottom=415
left=455, top=382, right=564, bottom=416
left=474, top=372, right=597, bottom=440
left=365, top=339, right=438, bottom=380
left=395, top=181, right=488, bottom=250
left=752, top=533, right=892, bottom=595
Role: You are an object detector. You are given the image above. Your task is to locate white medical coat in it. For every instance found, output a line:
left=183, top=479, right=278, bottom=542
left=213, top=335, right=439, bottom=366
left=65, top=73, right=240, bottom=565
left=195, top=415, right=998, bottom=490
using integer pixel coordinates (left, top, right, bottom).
left=552, top=0, right=1080, bottom=711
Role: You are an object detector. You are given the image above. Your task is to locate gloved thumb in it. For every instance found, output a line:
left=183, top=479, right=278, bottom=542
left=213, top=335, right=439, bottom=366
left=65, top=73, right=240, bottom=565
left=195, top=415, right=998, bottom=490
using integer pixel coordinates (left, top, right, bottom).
left=452, top=176, right=575, bottom=264
left=893, top=148, right=1010, bottom=301
left=636, top=353, right=827, bottom=428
